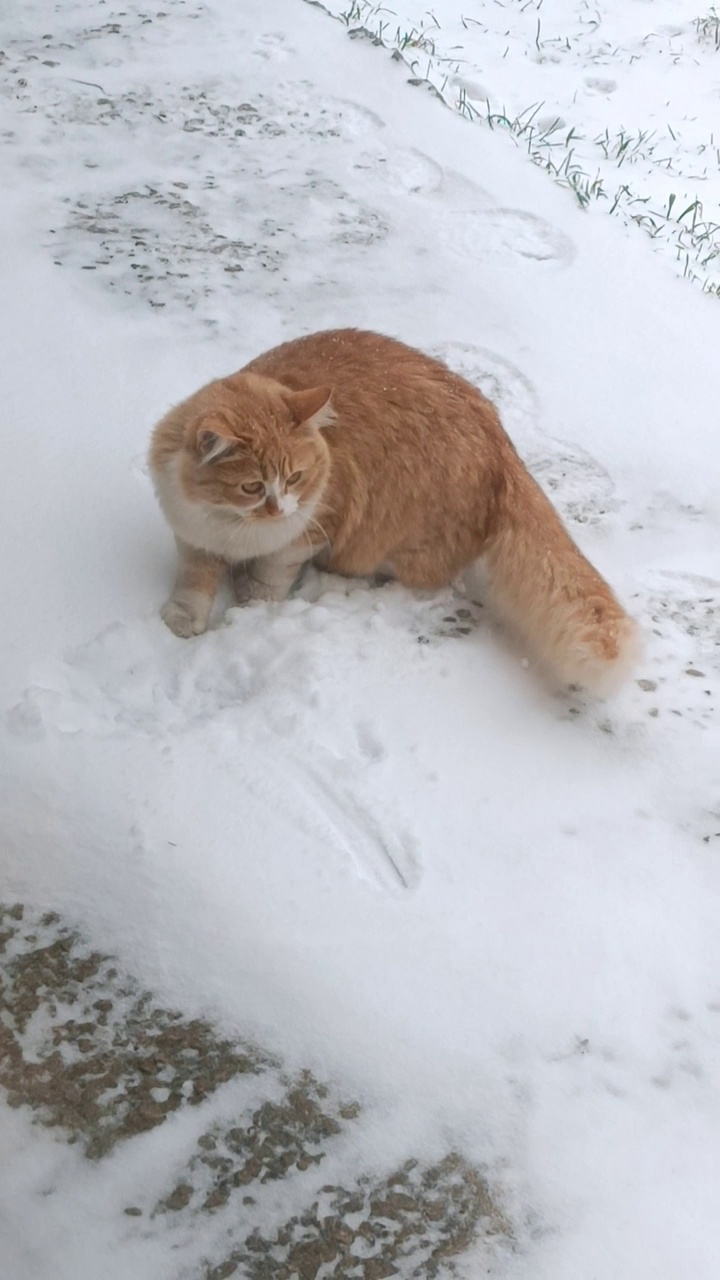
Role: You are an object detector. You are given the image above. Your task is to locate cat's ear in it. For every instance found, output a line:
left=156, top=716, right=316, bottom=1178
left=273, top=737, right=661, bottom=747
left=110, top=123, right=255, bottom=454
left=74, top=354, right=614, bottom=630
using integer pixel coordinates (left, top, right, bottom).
left=193, top=418, right=241, bottom=464
left=284, top=386, right=335, bottom=432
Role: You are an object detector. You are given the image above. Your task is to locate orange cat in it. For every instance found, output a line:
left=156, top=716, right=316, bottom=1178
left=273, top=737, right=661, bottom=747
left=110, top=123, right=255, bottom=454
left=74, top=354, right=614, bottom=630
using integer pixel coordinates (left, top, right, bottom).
left=149, top=329, right=638, bottom=694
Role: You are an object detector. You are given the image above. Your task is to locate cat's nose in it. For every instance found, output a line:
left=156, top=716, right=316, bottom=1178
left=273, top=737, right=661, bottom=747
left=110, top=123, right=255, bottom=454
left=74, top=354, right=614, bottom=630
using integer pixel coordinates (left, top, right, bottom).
left=264, top=494, right=281, bottom=516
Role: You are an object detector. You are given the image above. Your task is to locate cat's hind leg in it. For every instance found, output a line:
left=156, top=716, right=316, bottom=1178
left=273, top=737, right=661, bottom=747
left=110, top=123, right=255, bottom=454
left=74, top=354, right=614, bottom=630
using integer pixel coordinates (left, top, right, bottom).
left=390, top=547, right=459, bottom=592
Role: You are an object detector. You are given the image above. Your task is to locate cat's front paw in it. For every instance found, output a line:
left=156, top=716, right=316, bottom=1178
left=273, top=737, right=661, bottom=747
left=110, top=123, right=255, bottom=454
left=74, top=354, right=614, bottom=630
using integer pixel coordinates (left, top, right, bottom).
left=231, top=567, right=255, bottom=606
left=161, top=595, right=210, bottom=638
left=232, top=568, right=283, bottom=605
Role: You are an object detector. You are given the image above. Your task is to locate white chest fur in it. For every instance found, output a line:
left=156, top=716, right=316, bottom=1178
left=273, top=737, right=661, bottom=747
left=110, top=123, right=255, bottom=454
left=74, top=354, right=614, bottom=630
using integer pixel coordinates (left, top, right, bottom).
left=152, top=457, right=314, bottom=563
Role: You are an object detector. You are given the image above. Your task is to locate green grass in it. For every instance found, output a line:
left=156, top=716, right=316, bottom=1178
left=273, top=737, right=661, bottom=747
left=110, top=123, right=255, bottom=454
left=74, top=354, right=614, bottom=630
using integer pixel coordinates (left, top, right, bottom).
left=695, top=7, right=720, bottom=49
left=322, top=0, right=720, bottom=294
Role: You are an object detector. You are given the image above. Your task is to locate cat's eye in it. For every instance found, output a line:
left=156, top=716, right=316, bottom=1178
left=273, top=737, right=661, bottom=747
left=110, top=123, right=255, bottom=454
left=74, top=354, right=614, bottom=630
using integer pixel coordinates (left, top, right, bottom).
left=241, top=481, right=265, bottom=496
left=286, top=471, right=302, bottom=486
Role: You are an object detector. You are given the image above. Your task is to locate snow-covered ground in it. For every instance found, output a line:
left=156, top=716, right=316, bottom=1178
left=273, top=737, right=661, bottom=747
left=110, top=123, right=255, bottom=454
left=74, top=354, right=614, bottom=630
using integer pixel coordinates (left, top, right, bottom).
left=1, top=0, right=720, bottom=1277
left=322, top=0, right=720, bottom=292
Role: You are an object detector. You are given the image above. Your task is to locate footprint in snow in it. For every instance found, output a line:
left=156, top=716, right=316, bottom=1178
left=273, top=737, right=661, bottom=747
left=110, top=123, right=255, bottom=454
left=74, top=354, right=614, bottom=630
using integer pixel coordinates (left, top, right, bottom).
left=354, top=144, right=444, bottom=197
left=332, top=99, right=386, bottom=137
left=584, top=77, right=617, bottom=94
left=526, top=439, right=619, bottom=526
left=441, top=208, right=575, bottom=266
left=430, top=342, right=616, bottom=525
left=252, top=31, right=295, bottom=62
left=429, top=342, right=540, bottom=442
left=622, top=569, right=719, bottom=734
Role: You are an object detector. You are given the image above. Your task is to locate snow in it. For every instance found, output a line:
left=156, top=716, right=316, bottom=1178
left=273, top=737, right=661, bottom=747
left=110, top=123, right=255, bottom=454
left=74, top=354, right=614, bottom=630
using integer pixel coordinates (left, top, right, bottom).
left=1, top=0, right=720, bottom=1277
left=322, top=0, right=720, bottom=292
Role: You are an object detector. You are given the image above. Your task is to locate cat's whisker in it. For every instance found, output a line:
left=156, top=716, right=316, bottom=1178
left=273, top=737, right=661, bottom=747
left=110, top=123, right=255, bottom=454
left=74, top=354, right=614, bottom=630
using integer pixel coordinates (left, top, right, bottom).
left=304, top=514, right=332, bottom=546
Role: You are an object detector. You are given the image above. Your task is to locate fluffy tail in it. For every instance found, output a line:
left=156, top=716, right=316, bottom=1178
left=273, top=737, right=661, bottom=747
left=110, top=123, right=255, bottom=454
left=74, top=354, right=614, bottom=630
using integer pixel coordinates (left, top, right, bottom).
left=484, top=467, right=640, bottom=696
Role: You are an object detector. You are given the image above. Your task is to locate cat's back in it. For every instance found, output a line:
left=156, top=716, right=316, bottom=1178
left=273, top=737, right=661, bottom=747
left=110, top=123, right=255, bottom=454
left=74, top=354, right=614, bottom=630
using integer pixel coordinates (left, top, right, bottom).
left=243, top=328, right=426, bottom=384
left=242, top=329, right=509, bottom=476
left=242, top=329, right=480, bottom=413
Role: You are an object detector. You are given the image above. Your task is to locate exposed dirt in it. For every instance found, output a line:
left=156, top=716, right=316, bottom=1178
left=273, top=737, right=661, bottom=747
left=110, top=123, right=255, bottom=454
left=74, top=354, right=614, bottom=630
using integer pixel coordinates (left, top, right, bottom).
left=0, top=903, right=269, bottom=1158
left=207, top=1153, right=509, bottom=1279
left=0, top=902, right=510, bottom=1276
left=155, top=1072, right=360, bottom=1214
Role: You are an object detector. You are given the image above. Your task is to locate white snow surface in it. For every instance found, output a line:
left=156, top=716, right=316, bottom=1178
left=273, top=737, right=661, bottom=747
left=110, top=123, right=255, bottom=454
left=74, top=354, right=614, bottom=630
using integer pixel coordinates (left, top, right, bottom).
left=1, top=0, right=720, bottom=1277
left=323, top=0, right=720, bottom=291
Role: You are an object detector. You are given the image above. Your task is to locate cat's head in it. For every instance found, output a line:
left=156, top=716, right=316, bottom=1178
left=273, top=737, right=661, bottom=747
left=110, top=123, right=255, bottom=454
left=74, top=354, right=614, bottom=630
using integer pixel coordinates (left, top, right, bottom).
left=179, top=373, right=334, bottom=520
